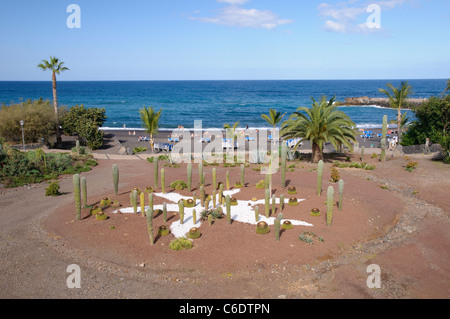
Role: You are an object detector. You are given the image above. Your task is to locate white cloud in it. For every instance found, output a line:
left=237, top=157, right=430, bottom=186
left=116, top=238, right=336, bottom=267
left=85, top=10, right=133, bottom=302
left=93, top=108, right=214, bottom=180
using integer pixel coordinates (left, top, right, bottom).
left=318, top=0, right=407, bottom=34
left=191, top=0, right=293, bottom=30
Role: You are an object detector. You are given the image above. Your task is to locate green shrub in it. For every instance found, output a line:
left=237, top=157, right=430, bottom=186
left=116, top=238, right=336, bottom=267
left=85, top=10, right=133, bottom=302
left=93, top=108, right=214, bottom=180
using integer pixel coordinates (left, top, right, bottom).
left=45, top=180, right=61, bottom=196
left=169, top=237, right=193, bottom=251
left=133, top=146, right=147, bottom=154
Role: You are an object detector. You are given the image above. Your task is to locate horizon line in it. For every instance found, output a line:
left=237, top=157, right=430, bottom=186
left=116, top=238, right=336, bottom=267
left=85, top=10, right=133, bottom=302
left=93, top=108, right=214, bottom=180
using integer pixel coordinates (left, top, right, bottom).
left=0, top=78, right=447, bottom=82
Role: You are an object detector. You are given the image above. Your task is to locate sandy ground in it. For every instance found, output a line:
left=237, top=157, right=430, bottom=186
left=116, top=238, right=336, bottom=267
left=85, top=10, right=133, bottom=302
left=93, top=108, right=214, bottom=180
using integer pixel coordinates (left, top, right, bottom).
left=0, top=147, right=448, bottom=300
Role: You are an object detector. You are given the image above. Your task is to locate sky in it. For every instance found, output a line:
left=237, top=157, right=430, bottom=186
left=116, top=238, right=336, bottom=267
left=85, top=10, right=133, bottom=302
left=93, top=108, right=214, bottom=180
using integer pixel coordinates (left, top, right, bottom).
left=0, top=0, right=449, bottom=81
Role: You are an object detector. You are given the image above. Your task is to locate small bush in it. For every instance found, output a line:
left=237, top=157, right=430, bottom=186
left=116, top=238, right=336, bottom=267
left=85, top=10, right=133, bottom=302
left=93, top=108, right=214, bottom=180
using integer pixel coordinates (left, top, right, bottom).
left=330, top=167, right=340, bottom=183
left=45, top=180, right=61, bottom=196
left=169, top=237, right=193, bottom=251
left=133, top=146, right=147, bottom=154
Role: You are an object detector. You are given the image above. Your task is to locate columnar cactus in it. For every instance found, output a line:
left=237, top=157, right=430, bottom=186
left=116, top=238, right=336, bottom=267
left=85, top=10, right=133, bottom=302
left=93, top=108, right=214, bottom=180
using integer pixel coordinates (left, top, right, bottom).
left=317, top=160, right=324, bottom=196
left=187, top=162, right=192, bottom=191
left=193, top=209, right=197, bottom=225
left=198, top=162, right=203, bottom=186
left=281, top=141, right=287, bottom=187
left=140, top=192, right=145, bottom=216
left=73, top=174, right=81, bottom=220
left=255, top=206, right=259, bottom=222
left=265, top=189, right=270, bottom=218
left=271, top=194, right=276, bottom=216
left=219, top=183, right=224, bottom=204
left=380, top=138, right=386, bottom=162
left=327, top=186, right=334, bottom=226
left=112, top=164, right=119, bottom=195
left=212, top=190, right=217, bottom=208
left=200, top=185, right=205, bottom=207
left=212, top=167, right=217, bottom=190
left=148, top=192, right=154, bottom=215
left=360, top=146, right=365, bottom=162
left=80, top=176, right=87, bottom=208
left=154, top=158, right=159, bottom=188
left=179, top=199, right=184, bottom=224
left=265, top=173, right=269, bottom=190
left=146, top=207, right=154, bottom=245
left=226, top=195, right=231, bottom=224
left=338, top=179, right=344, bottom=211
left=226, top=170, right=230, bottom=190
left=274, top=218, right=281, bottom=241
left=240, top=164, right=245, bottom=186
left=130, top=189, right=138, bottom=213
left=162, top=202, right=167, bottom=222
left=161, top=168, right=165, bottom=194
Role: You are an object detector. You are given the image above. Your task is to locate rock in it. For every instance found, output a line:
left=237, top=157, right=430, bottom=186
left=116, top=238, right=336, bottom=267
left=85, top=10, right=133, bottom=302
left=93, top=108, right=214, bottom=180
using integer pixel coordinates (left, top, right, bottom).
left=392, top=144, right=404, bottom=157
left=432, top=151, right=445, bottom=161
left=117, top=146, right=127, bottom=155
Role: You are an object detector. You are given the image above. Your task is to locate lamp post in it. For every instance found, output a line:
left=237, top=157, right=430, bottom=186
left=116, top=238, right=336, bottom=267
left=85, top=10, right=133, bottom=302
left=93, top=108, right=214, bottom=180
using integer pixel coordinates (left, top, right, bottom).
left=20, top=120, right=25, bottom=151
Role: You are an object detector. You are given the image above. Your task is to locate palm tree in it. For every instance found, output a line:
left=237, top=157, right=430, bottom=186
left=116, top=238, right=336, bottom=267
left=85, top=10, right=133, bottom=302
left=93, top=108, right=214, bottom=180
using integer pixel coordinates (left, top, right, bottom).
left=444, top=79, right=450, bottom=94
left=139, top=106, right=162, bottom=151
left=261, top=108, right=286, bottom=131
left=37, top=56, right=69, bottom=148
left=281, top=96, right=357, bottom=163
left=379, top=81, right=413, bottom=142
left=223, top=121, right=240, bottom=141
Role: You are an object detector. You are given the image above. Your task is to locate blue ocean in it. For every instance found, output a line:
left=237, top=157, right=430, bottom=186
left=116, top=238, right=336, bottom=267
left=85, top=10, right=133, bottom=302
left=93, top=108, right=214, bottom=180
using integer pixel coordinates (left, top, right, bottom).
left=0, top=79, right=446, bottom=129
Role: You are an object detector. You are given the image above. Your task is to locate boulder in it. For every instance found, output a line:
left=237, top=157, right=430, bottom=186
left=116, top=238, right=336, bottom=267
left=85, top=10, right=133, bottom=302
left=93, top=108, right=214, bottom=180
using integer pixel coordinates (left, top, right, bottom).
left=392, top=144, right=404, bottom=157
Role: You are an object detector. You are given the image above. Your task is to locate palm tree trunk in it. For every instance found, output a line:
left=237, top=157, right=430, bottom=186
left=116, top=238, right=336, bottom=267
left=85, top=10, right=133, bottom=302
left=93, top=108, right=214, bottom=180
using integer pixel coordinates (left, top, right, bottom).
left=150, top=133, right=154, bottom=151
left=52, top=71, right=62, bottom=148
left=312, top=142, right=322, bottom=163
left=397, top=107, right=402, bottom=142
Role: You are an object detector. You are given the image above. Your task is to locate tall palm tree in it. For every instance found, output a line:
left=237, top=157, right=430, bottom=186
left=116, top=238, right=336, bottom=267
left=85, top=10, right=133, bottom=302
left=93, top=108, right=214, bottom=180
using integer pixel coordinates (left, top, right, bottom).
left=37, top=56, right=69, bottom=148
left=140, top=106, right=162, bottom=151
left=281, top=96, right=357, bottom=163
left=379, top=81, right=413, bottom=142
left=261, top=108, right=286, bottom=130
left=445, top=79, right=450, bottom=94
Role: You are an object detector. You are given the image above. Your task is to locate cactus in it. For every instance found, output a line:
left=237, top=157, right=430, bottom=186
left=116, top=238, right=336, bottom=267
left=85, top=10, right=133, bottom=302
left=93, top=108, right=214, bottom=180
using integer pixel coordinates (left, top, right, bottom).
left=282, top=220, right=293, bottom=230
left=271, top=194, right=276, bottom=216
left=256, top=221, right=269, bottom=234
left=154, top=158, right=159, bottom=188
left=179, top=199, right=184, bottom=224
left=274, top=218, right=281, bottom=241
left=338, top=179, right=344, bottom=211
left=226, top=195, right=231, bottom=224
left=148, top=192, right=154, bottom=216
left=146, top=207, right=154, bottom=245
left=158, top=225, right=169, bottom=236
left=226, top=170, right=230, bottom=190
left=198, top=162, right=203, bottom=185
left=162, top=202, right=167, bottom=223
left=317, top=160, right=324, bottom=196
left=212, top=167, right=217, bottom=190
left=73, top=174, right=81, bottom=220
left=161, top=168, right=165, bottom=194
left=130, top=189, right=138, bottom=213
left=381, top=115, right=387, bottom=162
left=380, top=138, right=386, bottom=162
left=200, top=185, right=205, bottom=207
left=219, top=183, right=224, bottom=203
left=360, top=146, right=365, bottom=162
left=208, top=213, right=212, bottom=226
left=264, top=173, right=270, bottom=190
left=265, top=189, right=270, bottom=218
left=112, top=164, right=119, bottom=195
left=254, top=206, right=259, bottom=222
left=280, top=194, right=284, bottom=211
left=140, top=192, right=145, bottom=216
left=212, top=190, right=216, bottom=208
left=187, top=227, right=201, bottom=239
left=187, top=162, right=192, bottom=191
left=326, top=186, right=334, bottom=226
left=281, top=141, right=287, bottom=187
left=240, top=164, right=245, bottom=186
left=80, top=176, right=87, bottom=208
left=193, top=209, right=197, bottom=225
